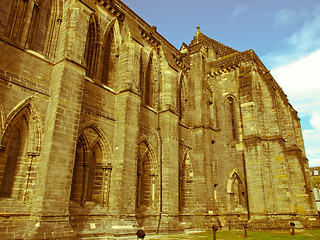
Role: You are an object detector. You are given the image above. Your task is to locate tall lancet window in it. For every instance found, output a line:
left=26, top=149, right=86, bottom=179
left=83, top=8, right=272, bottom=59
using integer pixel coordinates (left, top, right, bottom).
left=137, top=155, right=151, bottom=208
left=101, top=26, right=116, bottom=88
left=227, top=171, right=246, bottom=211
left=178, top=152, right=193, bottom=213
left=178, top=76, right=187, bottom=122
left=136, top=141, right=157, bottom=213
left=0, top=116, right=28, bottom=198
left=227, top=96, right=237, bottom=140
left=25, top=2, right=40, bottom=49
left=70, top=127, right=112, bottom=207
left=84, top=14, right=98, bottom=79
left=5, top=0, right=29, bottom=43
left=143, top=56, right=155, bottom=108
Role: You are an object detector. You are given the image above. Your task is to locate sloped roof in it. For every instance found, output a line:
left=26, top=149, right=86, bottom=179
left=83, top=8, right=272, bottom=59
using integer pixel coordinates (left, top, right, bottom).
left=189, top=30, right=238, bottom=58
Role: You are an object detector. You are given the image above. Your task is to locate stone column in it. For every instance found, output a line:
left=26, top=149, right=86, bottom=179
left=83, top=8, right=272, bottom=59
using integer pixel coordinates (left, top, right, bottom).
left=188, top=49, right=213, bottom=223
left=108, top=40, right=142, bottom=234
left=25, top=5, right=88, bottom=239
left=158, top=109, right=180, bottom=230
left=25, top=59, right=85, bottom=239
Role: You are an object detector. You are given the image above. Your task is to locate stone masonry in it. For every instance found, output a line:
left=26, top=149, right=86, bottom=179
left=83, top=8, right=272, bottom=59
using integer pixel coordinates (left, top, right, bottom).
left=0, top=0, right=319, bottom=239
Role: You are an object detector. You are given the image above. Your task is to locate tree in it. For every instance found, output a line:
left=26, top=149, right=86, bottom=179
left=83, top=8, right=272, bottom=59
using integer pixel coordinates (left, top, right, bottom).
left=311, top=176, right=320, bottom=189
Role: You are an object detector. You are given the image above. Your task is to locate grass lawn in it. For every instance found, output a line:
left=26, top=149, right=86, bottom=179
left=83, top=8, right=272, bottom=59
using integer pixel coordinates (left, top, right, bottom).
left=148, top=229, right=320, bottom=239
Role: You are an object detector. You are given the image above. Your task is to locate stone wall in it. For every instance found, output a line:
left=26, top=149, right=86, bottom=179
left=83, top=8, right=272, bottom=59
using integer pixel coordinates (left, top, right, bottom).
left=0, top=0, right=318, bottom=239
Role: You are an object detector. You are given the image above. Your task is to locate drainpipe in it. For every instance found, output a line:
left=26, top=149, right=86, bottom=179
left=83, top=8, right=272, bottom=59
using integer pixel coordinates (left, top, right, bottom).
left=156, top=47, right=163, bottom=234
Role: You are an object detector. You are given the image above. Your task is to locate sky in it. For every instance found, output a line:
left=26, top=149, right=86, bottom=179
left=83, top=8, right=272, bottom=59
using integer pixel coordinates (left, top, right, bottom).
left=121, top=0, right=320, bottom=167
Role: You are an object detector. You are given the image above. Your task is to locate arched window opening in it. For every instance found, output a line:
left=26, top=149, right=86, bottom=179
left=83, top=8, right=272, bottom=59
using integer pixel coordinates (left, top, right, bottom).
left=178, top=152, right=193, bottom=213
left=25, top=2, right=40, bottom=49
left=0, top=128, right=20, bottom=197
left=139, top=53, right=144, bottom=92
left=0, top=115, right=28, bottom=198
left=70, top=127, right=112, bottom=207
left=86, top=143, right=104, bottom=204
left=228, top=172, right=246, bottom=211
left=178, top=76, right=186, bottom=122
left=45, top=0, right=63, bottom=59
left=137, top=154, right=151, bottom=208
left=5, top=0, right=29, bottom=43
left=136, top=141, right=157, bottom=213
left=70, top=139, right=85, bottom=203
left=144, top=57, right=155, bottom=107
left=84, top=14, right=98, bottom=79
left=101, top=27, right=116, bottom=88
left=227, top=97, right=237, bottom=140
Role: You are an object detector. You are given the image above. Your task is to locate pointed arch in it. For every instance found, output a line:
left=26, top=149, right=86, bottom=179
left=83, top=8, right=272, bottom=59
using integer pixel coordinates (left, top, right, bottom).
left=1, top=98, right=42, bottom=154
left=179, top=150, right=193, bottom=213
left=137, top=139, right=157, bottom=172
left=78, top=121, right=112, bottom=163
left=44, top=0, right=63, bottom=59
left=5, top=0, right=30, bottom=43
left=84, top=13, right=99, bottom=79
left=225, top=95, right=237, bottom=140
left=0, top=98, right=42, bottom=199
left=227, top=169, right=246, bottom=211
left=100, top=18, right=121, bottom=89
left=178, top=73, right=188, bottom=123
left=25, top=0, right=40, bottom=49
left=0, top=99, right=5, bottom=134
left=70, top=122, right=112, bottom=206
left=141, top=48, right=158, bottom=109
left=136, top=140, right=157, bottom=210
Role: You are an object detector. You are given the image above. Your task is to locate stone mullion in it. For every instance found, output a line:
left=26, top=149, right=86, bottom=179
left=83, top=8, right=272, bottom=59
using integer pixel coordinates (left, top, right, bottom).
left=23, top=151, right=40, bottom=202
left=101, top=163, right=112, bottom=207
left=150, top=173, right=157, bottom=208
left=81, top=162, right=89, bottom=206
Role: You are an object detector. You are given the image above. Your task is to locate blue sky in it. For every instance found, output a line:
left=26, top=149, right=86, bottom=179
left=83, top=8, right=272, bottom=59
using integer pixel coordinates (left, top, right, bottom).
left=121, top=0, right=320, bottom=167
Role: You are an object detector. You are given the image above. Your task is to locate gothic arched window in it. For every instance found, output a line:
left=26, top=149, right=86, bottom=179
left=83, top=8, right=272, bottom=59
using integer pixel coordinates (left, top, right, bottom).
left=227, top=96, right=237, bottom=140
left=25, top=2, right=40, bottom=49
left=227, top=171, right=246, bottom=211
left=5, top=0, right=29, bottom=43
left=0, top=100, right=41, bottom=202
left=84, top=14, right=98, bottom=79
left=0, top=125, right=25, bottom=197
left=143, top=56, right=155, bottom=108
left=178, top=152, right=193, bottom=213
left=101, top=26, right=116, bottom=88
left=70, top=127, right=112, bottom=207
left=136, top=141, right=157, bottom=213
left=178, top=76, right=187, bottom=122
left=137, top=155, right=151, bottom=208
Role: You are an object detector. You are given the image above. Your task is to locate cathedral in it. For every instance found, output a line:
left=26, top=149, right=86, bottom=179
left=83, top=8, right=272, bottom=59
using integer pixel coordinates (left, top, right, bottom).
left=0, top=0, right=319, bottom=239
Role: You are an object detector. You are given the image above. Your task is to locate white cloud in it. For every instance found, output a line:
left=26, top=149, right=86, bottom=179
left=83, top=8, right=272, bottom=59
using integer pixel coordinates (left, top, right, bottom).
left=228, top=6, right=248, bottom=19
left=270, top=50, right=320, bottom=167
left=271, top=49, right=320, bottom=95
left=310, top=112, right=320, bottom=130
left=303, top=127, right=320, bottom=166
left=263, top=5, right=320, bottom=69
left=309, top=158, right=320, bottom=168
left=274, top=9, right=300, bottom=27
